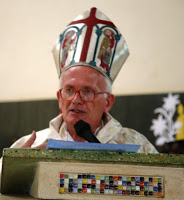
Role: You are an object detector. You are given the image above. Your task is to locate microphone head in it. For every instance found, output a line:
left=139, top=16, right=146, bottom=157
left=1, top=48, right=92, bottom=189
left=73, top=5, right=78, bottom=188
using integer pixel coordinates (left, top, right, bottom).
left=74, top=120, right=101, bottom=143
left=74, top=120, right=92, bottom=139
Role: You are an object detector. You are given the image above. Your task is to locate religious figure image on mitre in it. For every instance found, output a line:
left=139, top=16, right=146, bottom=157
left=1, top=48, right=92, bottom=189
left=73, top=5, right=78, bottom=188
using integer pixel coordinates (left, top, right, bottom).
left=61, top=30, right=77, bottom=68
left=97, top=29, right=115, bottom=72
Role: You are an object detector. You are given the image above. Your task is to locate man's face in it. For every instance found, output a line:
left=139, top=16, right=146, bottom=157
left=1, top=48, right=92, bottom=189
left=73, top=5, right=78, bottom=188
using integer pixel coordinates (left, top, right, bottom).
left=57, top=66, right=114, bottom=132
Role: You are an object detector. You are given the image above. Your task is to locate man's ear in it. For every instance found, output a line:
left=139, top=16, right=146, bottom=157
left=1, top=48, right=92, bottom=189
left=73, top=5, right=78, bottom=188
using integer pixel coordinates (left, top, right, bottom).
left=104, top=94, right=115, bottom=113
left=57, top=91, right=62, bottom=111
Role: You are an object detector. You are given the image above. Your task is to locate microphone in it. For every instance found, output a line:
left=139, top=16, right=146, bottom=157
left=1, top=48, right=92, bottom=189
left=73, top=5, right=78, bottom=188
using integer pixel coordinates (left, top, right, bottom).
left=74, top=120, right=101, bottom=143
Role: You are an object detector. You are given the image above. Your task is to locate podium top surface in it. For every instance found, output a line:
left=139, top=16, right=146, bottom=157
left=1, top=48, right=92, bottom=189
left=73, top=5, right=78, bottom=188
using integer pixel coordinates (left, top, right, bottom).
left=2, top=148, right=184, bottom=167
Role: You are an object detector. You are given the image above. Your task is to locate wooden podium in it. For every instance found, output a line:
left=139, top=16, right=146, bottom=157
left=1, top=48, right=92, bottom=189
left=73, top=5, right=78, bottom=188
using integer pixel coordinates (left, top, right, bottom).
left=1, top=148, right=184, bottom=199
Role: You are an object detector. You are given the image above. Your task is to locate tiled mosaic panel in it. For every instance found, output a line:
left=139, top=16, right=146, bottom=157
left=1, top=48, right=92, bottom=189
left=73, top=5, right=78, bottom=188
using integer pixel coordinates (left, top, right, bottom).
left=59, top=173, right=163, bottom=197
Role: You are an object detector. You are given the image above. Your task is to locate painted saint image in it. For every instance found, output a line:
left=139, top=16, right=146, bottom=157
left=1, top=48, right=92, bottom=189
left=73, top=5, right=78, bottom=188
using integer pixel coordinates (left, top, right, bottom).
left=97, top=29, right=115, bottom=71
left=61, top=30, right=77, bottom=68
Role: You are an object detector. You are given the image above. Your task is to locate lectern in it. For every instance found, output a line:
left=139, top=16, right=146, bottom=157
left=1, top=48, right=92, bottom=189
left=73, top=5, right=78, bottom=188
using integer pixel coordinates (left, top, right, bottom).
left=1, top=148, right=184, bottom=199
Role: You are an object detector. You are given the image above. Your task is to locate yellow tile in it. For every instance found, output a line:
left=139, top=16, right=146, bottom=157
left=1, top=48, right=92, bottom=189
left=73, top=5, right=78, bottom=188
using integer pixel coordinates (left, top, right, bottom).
left=153, top=178, right=157, bottom=182
left=59, top=188, right=64, bottom=194
left=118, top=185, right=122, bottom=190
left=82, top=179, right=87, bottom=184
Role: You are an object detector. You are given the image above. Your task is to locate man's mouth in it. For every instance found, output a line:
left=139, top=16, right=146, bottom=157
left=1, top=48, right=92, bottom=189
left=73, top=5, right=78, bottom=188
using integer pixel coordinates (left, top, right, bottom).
left=71, top=109, right=85, bottom=113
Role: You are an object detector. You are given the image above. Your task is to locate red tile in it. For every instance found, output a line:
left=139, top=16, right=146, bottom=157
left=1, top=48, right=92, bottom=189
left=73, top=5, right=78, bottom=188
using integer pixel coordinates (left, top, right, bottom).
left=60, top=174, right=64, bottom=178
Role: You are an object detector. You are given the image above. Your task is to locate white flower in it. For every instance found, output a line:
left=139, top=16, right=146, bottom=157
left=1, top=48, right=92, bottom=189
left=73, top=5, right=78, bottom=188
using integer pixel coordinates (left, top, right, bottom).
left=150, top=115, right=167, bottom=137
left=163, top=93, right=180, bottom=112
left=155, top=136, right=167, bottom=146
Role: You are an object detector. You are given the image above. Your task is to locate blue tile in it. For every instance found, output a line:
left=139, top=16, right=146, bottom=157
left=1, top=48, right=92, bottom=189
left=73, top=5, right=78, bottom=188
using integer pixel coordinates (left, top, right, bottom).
left=149, top=178, right=153, bottom=182
left=122, top=181, right=127, bottom=186
left=144, top=182, right=149, bottom=186
left=118, top=190, right=122, bottom=194
left=69, top=188, right=73, bottom=193
left=91, top=175, right=95, bottom=180
left=60, top=179, right=64, bottom=183
left=136, top=177, right=140, bottom=182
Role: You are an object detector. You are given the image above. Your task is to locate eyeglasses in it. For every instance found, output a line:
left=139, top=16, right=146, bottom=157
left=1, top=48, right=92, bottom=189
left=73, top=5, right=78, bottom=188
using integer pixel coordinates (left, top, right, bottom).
left=59, top=88, right=108, bottom=102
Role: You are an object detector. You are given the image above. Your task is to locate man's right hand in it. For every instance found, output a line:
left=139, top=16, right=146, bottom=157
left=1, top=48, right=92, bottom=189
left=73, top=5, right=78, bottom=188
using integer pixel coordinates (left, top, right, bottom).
left=21, top=131, right=47, bottom=149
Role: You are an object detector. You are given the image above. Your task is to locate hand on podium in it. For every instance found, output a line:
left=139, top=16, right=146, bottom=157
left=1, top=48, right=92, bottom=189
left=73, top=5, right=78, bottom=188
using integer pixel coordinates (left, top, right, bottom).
left=21, top=130, right=47, bottom=149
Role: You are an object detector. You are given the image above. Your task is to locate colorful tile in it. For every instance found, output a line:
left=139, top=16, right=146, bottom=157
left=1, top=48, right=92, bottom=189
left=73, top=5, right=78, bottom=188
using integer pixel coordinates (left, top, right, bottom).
left=122, top=190, right=126, bottom=195
left=126, top=190, right=131, bottom=195
left=135, top=186, right=140, bottom=191
left=60, top=179, right=64, bottom=183
left=131, top=181, right=135, bottom=186
left=104, top=189, right=109, bottom=194
left=60, top=174, right=64, bottom=178
left=59, top=188, right=64, bottom=194
left=122, top=181, right=127, bottom=185
left=87, top=179, right=91, bottom=184
left=82, top=188, right=87, bottom=193
left=64, top=179, right=69, bottom=184
left=78, top=179, right=82, bottom=184
left=136, top=177, right=140, bottom=182
left=91, top=175, right=95, bottom=180
left=91, top=189, right=95, bottom=193
left=118, top=185, right=123, bottom=190
left=118, top=190, right=122, bottom=194
left=82, top=179, right=87, bottom=184
left=118, top=181, right=122, bottom=185
left=105, top=185, right=109, bottom=189
left=73, top=174, right=78, bottom=179
left=87, top=175, right=91, bottom=179
left=96, top=189, right=100, bottom=194
left=73, top=188, right=78, bottom=193
left=144, top=182, right=149, bottom=186
left=109, top=189, right=113, bottom=194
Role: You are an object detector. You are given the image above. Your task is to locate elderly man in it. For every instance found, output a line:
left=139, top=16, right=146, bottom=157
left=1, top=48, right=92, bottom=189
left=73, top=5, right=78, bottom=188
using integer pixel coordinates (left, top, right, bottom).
left=9, top=7, right=158, bottom=153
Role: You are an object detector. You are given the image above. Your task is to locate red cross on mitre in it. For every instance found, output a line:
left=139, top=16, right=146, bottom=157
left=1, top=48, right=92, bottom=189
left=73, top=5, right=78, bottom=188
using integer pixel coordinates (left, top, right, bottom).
left=68, top=7, right=116, bottom=62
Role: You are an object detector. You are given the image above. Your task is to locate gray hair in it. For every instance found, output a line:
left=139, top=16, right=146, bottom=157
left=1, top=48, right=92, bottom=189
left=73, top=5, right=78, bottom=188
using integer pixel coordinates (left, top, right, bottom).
left=58, top=71, right=112, bottom=94
left=104, top=77, right=112, bottom=94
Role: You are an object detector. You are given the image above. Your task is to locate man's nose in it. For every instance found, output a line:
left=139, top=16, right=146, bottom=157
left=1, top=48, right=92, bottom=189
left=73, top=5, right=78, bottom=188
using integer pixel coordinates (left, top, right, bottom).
left=71, top=92, right=83, bottom=104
